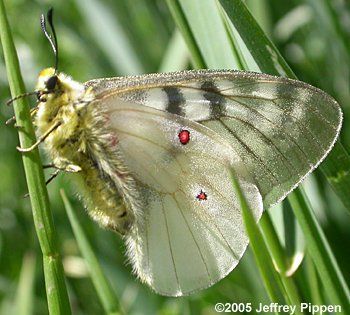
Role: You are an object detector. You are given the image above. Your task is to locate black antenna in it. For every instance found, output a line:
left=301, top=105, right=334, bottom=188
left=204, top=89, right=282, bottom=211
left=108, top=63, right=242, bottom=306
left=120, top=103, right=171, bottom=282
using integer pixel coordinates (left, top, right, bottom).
left=6, top=91, right=39, bottom=106
left=40, top=8, right=58, bottom=73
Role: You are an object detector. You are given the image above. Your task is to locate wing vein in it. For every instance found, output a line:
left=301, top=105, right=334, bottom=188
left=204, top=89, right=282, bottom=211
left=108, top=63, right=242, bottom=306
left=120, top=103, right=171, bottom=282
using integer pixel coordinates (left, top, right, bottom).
left=161, top=199, right=180, bottom=290
left=227, top=97, right=315, bottom=165
left=222, top=115, right=298, bottom=173
left=218, top=119, right=279, bottom=187
left=229, top=95, right=326, bottom=151
left=176, top=190, right=240, bottom=261
left=173, top=195, right=212, bottom=281
left=185, top=81, right=337, bottom=131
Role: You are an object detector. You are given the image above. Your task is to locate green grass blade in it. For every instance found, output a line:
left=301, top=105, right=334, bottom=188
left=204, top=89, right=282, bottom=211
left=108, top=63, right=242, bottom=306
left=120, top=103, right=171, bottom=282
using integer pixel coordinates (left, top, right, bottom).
left=14, top=252, right=36, bottom=315
left=165, top=0, right=205, bottom=68
left=0, top=1, right=72, bottom=314
left=245, top=0, right=272, bottom=35
left=220, top=10, right=257, bottom=71
left=159, top=29, right=189, bottom=72
left=219, top=0, right=350, bottom=213
left=288, top=188, right=350, bottom=311
left=268, top=202, right=305, bottom=276
left=60, top=190, right=123, bottom=315
left=219, top=0, right=295, bottom=77
left=75, top=0, right=144, bottom=75
left=260, top=214, right=302, bottom=309
left=319, top=144, right=350, bottom=211
left=305, top=254, right=323, bottom=305
left=177, top=0, right=240, bottom=69
left=229, top=170, right=284, bottom=305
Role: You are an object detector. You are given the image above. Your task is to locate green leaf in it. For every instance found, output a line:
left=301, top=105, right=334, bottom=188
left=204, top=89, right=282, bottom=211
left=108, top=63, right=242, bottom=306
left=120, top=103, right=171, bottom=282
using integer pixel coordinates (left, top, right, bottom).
left=229, top=169, right=285, bottom=305
left=60, top=190, right=124, bottom=315
left=165, top=0, right=205, bottom=68
left=75, top=0, right=144, bottom=75
left=0, top=1, right=72, bottom=314
left=14, top=253, right=36, bottom=315
left=288, top=189, right=350, bottom=311
left=159, top=29, right=189, bottom=72
left=268, top=202, right=305, bottom=276
left=259, top=214, right=303, bottom=309
left=177, top=0, right=241, bottom=69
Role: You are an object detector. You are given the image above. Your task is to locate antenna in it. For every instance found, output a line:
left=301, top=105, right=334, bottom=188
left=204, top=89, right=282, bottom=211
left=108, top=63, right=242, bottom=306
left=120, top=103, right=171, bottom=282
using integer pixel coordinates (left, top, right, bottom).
left=40, top=8, right=59, bottom=73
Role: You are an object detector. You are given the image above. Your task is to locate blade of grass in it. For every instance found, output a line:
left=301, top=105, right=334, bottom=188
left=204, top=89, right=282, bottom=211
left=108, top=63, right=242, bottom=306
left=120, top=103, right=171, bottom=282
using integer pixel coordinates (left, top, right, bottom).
left=229, top=170, right=285, bottom=306
left=177, top=0, right=241, bottom=69
left=305, top=254, right=323, bottom=305
left=219, top=0, right=350, bottom=213
left=60, top=190, right=123, bottom=315
left=269, top=202, right=305, bottom=276
left=219, top=0, right=295, bottom=77
left=159, top=29, right=189, bottom=72
left=165, top=0, right=205, bottom=68
left=0, top=1, right=71, bottom=314
left=245, top=0, right=272, bottom=36
left=220, top=9, right=258, bottom=71
left=288, top=189, right=350, bottom=311
left=319, top=144, right=350, bottom=211
left=259, top=214, right=302, bottom=309
left=74, top=0, right=144, bottom=75
left=14, top=252, right=36, bottom=315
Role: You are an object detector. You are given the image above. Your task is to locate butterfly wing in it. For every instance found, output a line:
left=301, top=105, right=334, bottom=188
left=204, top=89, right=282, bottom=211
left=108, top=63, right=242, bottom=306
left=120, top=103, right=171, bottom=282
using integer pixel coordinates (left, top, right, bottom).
left=86, top=70, right=342, bottom=209
left=86, top=70, right=341, bottom=295
left=92, top=95, right=263, bottom=296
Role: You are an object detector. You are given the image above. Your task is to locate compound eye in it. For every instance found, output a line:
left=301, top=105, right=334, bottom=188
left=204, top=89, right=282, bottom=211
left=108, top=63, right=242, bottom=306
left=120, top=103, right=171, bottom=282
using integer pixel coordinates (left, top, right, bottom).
left=45, top=75, right=58, bottom=91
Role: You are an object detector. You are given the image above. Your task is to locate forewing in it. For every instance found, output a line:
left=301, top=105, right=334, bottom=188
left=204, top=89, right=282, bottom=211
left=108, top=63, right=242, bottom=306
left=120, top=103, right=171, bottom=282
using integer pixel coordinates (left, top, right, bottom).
left=95, top=96, right=263, bottom=296
left=87, top=70, right=342, bottom=208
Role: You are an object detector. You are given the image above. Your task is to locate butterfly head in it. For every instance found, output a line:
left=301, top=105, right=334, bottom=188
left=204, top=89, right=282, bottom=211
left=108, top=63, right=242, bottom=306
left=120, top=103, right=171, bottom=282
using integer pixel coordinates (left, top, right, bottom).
left=36, top=67, right=85, bottom=104
left=36, top=67, right=59, bottom=102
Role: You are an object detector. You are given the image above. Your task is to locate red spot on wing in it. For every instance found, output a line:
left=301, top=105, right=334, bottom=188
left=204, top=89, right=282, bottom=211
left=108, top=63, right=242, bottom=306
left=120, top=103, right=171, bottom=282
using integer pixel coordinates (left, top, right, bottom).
left=178, top=129, right=190, bottom=145
left=196, top=190, right=207, bottom=201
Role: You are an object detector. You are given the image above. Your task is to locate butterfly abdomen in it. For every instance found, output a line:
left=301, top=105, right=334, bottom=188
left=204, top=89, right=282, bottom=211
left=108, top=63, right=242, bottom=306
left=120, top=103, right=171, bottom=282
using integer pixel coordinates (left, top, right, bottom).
left=72, top=158, right=134, bottom=234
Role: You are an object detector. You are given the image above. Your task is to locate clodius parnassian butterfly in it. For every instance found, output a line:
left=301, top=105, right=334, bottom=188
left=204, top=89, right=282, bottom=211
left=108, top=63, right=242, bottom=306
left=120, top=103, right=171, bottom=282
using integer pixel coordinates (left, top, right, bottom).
left=15, top=10, right=342, bottom=296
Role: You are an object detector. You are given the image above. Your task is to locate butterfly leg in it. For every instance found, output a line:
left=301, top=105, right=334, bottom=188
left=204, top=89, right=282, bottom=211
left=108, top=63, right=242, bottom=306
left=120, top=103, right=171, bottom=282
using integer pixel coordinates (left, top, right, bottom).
left=6, top=107, right=38, bottom=126
left=43, top=163, right=82, bottom=173
left=17, top=121, right=61, bottom=152
left=45, top=169, right=60, bottom=185
left=23, top=169, right=61, bottom=198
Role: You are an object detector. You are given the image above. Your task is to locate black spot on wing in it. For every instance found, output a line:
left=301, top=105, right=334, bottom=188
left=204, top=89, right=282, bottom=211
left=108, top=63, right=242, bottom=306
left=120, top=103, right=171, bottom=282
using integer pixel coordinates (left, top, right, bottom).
left=201, top=81, right=226, bottom=118
left=163, top=86, right=185, bottom=116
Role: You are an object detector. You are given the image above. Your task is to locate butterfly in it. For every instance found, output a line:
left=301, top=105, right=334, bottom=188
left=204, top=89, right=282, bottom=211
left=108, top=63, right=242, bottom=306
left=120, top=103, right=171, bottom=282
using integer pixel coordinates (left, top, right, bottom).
left=13, top=9, right=342, bottom=296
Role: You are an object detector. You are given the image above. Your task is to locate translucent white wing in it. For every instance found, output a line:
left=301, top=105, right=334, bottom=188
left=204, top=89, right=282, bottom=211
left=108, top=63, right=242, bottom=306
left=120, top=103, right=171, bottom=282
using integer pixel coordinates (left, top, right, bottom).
left=93, top=95, right=263, bottom=296
left=86, top=70, right=342, bottom=208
